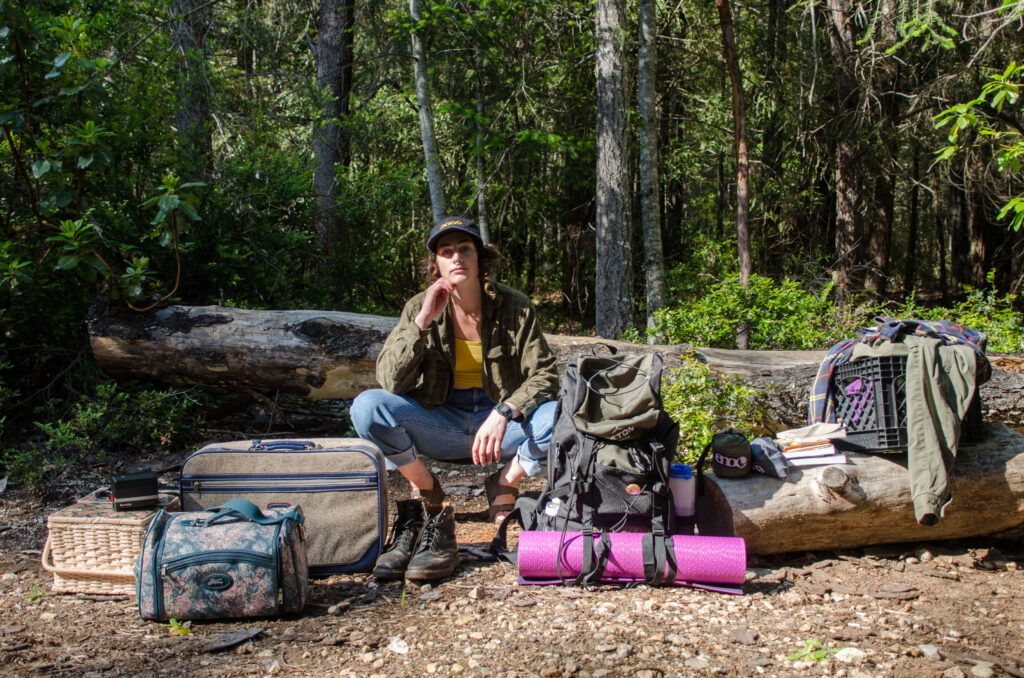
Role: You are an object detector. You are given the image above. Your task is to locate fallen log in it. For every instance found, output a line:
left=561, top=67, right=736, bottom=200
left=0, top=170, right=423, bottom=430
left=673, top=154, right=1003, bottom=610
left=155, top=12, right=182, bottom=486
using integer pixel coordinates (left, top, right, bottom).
left=696, top=423, right=1024, bottom=555
left=87, top=302, right=1024, bottom=427
left=86, top=302, right=695, bottom=400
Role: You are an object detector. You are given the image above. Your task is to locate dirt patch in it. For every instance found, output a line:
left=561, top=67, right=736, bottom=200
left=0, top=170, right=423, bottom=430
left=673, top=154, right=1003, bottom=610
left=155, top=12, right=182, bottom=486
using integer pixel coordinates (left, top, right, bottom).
left=2, top=461, right=1023, bottom=678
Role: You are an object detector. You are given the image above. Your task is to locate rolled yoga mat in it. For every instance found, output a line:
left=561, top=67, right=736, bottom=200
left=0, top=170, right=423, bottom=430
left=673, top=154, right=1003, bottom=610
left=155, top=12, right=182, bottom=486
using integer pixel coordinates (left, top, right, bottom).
left=517, top=531, right=747, bottom=591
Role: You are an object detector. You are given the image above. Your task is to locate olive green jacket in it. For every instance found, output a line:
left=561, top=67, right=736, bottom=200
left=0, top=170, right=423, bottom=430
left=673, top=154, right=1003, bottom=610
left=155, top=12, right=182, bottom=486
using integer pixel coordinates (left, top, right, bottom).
left=376, top=281, right=559, bottom=417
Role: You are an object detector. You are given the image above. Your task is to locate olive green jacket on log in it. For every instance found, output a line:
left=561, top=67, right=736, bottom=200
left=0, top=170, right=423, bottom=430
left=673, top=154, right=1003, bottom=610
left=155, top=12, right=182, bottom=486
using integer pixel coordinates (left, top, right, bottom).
left=375, top=282, right=559, bottom=418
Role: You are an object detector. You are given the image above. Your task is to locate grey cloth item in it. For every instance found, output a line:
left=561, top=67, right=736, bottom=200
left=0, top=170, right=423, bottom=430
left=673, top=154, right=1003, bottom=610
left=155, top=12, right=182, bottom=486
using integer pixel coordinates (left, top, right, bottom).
left=750, top=437, right=789, bottom=478
left=851, top=337, right=978, bottom=525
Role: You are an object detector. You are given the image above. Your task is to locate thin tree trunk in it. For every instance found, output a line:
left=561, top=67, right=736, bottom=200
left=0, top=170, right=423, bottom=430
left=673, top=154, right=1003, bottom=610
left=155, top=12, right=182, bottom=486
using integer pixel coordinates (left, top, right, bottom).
left=714, top=0, right=750, bottom=349
left=312, top=0, right=355, bottom=264
left=825, top=0, right=861, bottom=305
left=409, top=0, right=446, bottom=223
left=172, top=0, right=213, bottom=181
left=594, top=0, right=632, bottom=339
left=474, top=43, right=490, bottom=245
left=904, top=148, right=920, bottom=295
left=638, top=0, right=666, bottom=343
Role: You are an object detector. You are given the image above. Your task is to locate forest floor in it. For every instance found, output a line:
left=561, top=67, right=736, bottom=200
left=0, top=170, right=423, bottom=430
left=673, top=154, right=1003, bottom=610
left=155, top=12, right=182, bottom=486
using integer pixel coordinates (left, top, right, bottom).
left=2, top=454, right=1024, bottom=678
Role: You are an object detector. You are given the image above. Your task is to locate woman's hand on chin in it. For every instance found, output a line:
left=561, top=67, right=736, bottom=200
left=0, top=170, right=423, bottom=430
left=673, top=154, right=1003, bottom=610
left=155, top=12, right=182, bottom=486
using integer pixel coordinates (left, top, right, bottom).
left=415, top=278, right=456, bottom=329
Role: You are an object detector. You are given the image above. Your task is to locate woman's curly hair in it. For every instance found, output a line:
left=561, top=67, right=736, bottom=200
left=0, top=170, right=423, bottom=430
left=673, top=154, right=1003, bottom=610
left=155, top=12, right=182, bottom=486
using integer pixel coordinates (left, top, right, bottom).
left=425, top=241, right=502, bottom=293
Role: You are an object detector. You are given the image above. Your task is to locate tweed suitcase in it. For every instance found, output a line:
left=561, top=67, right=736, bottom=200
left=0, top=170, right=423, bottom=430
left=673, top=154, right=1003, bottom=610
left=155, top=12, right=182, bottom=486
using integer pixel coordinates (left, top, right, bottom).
left=179, top=438, right=387, bottom=576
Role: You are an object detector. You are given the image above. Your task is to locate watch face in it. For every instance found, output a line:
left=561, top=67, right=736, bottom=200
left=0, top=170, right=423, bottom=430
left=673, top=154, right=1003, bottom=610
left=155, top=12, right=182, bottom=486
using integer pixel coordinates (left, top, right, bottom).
left=496, top=403, right=514, bottom=420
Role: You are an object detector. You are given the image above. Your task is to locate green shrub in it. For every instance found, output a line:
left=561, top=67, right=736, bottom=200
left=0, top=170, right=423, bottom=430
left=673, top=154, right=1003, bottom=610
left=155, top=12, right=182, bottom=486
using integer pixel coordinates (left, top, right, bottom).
left=885, top=277, right=1023, bottom=353
left=657, top=274, right=852, bottom=350
left=661, top=355, right=768, bottom=463
left=33, top=382, right=203, bottom=458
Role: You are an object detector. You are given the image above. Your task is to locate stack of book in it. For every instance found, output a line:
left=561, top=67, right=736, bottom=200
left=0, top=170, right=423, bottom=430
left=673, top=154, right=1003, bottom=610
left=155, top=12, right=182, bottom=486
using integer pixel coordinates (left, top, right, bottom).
left=779, top=440, right=847, bottom=467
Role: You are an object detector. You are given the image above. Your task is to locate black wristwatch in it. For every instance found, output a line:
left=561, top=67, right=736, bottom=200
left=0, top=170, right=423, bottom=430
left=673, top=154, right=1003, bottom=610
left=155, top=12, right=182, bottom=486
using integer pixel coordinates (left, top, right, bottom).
left=494, top=402, right=517, bottom=421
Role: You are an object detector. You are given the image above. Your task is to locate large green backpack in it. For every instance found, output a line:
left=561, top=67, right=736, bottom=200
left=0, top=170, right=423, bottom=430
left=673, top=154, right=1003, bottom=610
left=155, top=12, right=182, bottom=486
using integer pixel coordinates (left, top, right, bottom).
left=493, top=352, right=680, bottom=585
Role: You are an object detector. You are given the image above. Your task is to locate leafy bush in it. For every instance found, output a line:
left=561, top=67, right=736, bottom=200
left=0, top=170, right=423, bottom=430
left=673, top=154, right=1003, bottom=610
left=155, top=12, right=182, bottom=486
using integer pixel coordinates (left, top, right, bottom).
left=886, top=276, right=1024, bottom=353
left=2, top=382, right=203, bottom=493
left=657, top=274, right=853, bottom=350
left=34, top=382, right=202, bottom=457
left=661, top=355, right=768, bottom=463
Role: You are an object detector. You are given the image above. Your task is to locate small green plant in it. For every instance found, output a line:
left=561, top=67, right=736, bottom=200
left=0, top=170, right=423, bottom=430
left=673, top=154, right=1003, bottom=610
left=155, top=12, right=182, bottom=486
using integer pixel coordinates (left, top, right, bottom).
left=26, top=584, right=46, bottom=603
left=661, top=355, right=767, bottom=463
left=787, top=638, right=840, bottom=662
left=400, top=588, right=407, bottom=607
left=167, top=618, right=192, bottom=636
left=1, top=446, right=67, bottom=493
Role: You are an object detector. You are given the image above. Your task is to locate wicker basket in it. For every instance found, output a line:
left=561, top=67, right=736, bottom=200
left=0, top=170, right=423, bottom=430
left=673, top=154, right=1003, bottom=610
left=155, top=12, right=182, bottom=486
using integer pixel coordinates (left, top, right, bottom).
left=42, top=488, right=178, bottom=595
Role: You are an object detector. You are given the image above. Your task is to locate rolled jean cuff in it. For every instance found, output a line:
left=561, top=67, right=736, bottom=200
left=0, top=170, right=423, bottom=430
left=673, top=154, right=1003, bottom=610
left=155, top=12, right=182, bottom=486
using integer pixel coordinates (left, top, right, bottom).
left=382, top=445, right=417, bottom=472
left=516, top=450, right=543, bottom=477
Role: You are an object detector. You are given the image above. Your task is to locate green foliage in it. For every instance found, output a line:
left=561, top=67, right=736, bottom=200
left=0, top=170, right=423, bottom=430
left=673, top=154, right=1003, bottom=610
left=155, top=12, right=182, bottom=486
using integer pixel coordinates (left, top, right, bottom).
left=661, top=356, right=767, bottom=463
left=934, top=61, right=1023, bottom=232
left=657, top=274, right=852, bottom=350
left=917, top=276, right=1024, bottom=353
left=26, top=584, right=47, bottom=604
left=0, top=445, right=68, bottom=493
left=167, top=618, right=192, bottom=636
left=33, top=382, right=202, bottom=458
left=787, top=638, right=840, bottom=662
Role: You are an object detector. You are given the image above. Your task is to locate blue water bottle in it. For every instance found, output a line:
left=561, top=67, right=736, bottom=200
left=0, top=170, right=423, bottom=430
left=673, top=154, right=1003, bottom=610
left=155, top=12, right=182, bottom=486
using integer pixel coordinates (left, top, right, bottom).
left=670, top=463, right=696, bottom=534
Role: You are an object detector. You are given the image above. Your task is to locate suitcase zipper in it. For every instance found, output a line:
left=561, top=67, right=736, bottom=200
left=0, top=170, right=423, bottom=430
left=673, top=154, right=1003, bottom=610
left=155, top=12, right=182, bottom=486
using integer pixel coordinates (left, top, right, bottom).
left=184, top=474, right=376, bottom=496
left=161, top=549, right=275, bottom=574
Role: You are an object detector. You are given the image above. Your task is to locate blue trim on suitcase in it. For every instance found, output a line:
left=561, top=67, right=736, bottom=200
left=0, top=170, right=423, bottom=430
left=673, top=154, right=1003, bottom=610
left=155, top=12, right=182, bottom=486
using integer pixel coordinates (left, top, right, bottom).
left=308, top=538, right=381, bottom=577
left=178, top=441, right=388, bottom=575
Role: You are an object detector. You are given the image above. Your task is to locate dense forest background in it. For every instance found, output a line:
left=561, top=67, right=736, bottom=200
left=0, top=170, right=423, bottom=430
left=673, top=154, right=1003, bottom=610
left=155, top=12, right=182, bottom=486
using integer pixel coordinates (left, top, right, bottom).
left=1, top=0, right=1022, bottom=479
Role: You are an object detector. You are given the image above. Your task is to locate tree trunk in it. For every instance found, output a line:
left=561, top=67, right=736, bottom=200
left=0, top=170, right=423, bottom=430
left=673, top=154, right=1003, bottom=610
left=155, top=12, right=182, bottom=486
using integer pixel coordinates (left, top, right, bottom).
left=172, top=0, right=213, bottom=181
left=697, top=424, right=1024, bottom=555
left=903, top=148, right=920, bottom=295
left=638, top=0, right=666, bottom=343
left=474, top=43, right=490, bottom=245
left=409, top=0, right=446, bottom=223
left=312, top=0, right=355, bottom=262
left=825, top=0, right=861, bottom=305
left=594, top=0, right=632, bottom=339
left=714, top=0, right=751, bottom=349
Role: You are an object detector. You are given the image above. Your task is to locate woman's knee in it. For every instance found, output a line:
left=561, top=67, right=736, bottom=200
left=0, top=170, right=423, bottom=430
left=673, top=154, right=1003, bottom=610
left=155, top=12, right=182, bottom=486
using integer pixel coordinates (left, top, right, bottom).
left=350, top=389, right=395, bottom=434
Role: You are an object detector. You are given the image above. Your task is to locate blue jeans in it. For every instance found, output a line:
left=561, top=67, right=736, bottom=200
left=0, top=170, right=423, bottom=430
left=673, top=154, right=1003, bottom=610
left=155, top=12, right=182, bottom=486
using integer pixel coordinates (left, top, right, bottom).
left=350, top=388, right=556, bottom=477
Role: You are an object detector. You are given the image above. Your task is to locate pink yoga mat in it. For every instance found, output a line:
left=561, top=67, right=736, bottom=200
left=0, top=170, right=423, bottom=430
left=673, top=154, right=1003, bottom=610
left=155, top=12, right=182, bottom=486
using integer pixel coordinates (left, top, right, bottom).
left=517, top=531, right=746, bottom=589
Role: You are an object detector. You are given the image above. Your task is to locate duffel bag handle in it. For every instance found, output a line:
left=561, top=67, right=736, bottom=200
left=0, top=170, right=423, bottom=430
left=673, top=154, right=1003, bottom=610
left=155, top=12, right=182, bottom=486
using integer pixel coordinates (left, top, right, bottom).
left=205, top=498, right=303, bottom=526
left=249, top=439, right=319, bottom=451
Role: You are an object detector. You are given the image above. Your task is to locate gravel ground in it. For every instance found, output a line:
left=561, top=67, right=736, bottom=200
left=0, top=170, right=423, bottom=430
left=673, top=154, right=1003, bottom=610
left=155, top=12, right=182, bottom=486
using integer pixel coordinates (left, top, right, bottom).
left=2, top=460, right=1023, bottom=678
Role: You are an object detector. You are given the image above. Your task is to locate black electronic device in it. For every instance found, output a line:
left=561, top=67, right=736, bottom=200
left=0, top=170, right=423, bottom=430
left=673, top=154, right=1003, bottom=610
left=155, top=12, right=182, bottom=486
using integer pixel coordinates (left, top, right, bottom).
left=110, top=471, right=160, bottom=511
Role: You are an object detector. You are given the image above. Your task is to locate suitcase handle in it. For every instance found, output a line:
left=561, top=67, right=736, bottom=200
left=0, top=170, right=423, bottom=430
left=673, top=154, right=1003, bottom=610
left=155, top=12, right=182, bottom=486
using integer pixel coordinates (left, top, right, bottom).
left=205, top=497, right=304, bottom=526
left=249, top=439, right=319, bottom=451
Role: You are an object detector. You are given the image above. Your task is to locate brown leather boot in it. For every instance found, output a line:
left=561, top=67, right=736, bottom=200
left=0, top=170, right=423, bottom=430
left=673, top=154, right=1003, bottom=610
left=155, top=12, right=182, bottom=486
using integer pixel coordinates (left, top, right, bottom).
left=413, top=473, right=446, bottom=517
left=405, top=504, right=458, bottom=582
left=372, top=499, right=425, bottom=580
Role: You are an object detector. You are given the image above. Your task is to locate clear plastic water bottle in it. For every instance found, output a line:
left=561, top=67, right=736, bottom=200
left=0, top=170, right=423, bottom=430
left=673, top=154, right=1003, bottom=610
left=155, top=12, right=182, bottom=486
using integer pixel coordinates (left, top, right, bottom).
left=670, top=463, right=696, bottom=534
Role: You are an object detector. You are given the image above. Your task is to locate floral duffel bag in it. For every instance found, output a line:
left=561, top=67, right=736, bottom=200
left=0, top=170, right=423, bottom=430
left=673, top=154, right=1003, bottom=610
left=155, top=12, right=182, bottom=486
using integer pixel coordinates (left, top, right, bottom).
left=135, top=498, right=308, bottom=621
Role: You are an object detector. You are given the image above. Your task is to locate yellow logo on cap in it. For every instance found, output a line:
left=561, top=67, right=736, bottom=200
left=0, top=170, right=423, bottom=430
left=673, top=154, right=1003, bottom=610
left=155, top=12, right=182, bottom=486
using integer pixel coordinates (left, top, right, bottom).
left=439, top=219, right=461, bottom=230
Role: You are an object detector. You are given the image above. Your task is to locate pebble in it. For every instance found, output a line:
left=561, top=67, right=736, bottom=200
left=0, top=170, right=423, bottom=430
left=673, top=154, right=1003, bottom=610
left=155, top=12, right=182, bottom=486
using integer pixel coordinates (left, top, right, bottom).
left=919, top=644, right=941, bottom=660
left=468, top=586, right=483, bottom=600
left=1, top=573, right=18, bottom=583
left=943, top=668, right=968, bottom=678
left=387, top=638, right=409, bottom=654
left=834, top=647, right=867, bottom=665
left=39, top=612, right=56, bottom=621
left=265, top=660, right=282, bottom=675
left=970, top=664, right=995, bottom=678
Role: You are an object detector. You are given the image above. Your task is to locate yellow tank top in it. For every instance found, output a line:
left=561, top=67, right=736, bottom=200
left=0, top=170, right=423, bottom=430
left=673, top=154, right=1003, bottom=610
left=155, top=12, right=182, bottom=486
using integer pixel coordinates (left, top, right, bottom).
left=453, top=338, right=483, bottom=388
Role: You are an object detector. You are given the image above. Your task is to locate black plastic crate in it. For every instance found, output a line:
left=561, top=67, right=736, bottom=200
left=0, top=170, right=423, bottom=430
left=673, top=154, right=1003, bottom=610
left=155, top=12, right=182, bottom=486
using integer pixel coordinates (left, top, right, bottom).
left=830, top=355, right=984, bottom=451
